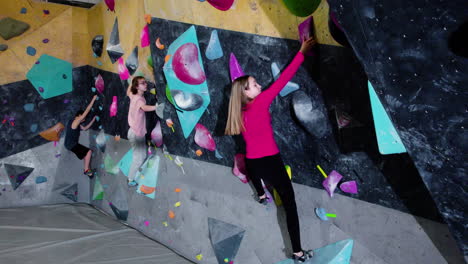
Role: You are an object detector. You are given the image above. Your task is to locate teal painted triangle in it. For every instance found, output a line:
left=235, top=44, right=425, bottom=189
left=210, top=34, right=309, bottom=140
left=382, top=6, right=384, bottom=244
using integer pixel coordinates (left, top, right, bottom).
left=104, top=154, right=119, bottom=175
left=368, top=81, right=407, bottom=155
left=136, top=155, right=160, bottom=199
left=163, top=25, right=210, bottom=138
left=118, top=148, right=133, bottom=177
left=93, top=176, right=104, bottom=200
left=26, top=54, right=72, bottom=99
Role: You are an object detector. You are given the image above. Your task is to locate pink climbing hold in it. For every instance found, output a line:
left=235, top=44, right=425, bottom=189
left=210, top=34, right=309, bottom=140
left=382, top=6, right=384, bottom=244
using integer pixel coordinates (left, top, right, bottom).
left=172, top=43, right=206, bottom=85
left=340, top=180, right=358, bottom=194
left=229, top=53, right=244, bottom=82
left=95, top=74, right=105, bottom=94
left=151, top=120, right=163, bottom=147
left=141, top=25, right=150, bottom=48
left=118, top=57, right=129, bottom=80
left=104, top=0, right=115, bottom=12
left=298, top=16, right=315, bottom=56
left=322, top=170, right=343, bottom=197
left=109, top=96, right=118, bottom=117
left=194, top=124, right=216, bottom=151
left=233, top=153, right=248, bottom=183
left=207, top=0, right=234, bottom=11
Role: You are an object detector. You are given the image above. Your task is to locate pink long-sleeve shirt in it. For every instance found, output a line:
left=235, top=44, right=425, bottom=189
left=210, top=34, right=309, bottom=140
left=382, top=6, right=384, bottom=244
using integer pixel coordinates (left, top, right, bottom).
left=242, top=51, right=305, bottom=159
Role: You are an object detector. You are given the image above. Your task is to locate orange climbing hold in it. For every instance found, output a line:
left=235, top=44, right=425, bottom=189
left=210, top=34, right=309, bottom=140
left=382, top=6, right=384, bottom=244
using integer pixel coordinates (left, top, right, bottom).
left=168, top=210, right=175, bottom=219
left=39, top=122, right=64, bottom=142
left=139, top=185, right=156, bottom=194
left=175, top=188, right=181, bottom=193
left=114, top=135, right=121, bottom=141
left=156, top=38, right=165, bottom=50
left=196, top=149, right=203, bottom=156
left=164, top=54, right=171, bottom=63
left=144, top=14, right=151, bottom=24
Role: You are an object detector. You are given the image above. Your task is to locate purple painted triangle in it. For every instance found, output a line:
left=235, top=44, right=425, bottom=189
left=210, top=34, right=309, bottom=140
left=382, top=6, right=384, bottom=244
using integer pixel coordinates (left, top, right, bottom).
left=229, top=53, right=245, bottom=82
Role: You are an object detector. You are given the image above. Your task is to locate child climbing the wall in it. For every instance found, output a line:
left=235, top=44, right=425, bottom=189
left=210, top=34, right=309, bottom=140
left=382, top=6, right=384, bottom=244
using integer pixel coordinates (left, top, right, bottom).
left=64, top=95, right=97, bottom=178
left=126, top=76, right=158, bottom=187
left=225, top=37, right=316, bottom=263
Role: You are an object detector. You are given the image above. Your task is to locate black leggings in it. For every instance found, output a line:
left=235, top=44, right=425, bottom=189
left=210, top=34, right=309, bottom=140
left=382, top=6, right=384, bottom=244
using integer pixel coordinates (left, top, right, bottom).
left=245, top=153, right=302, bottom=252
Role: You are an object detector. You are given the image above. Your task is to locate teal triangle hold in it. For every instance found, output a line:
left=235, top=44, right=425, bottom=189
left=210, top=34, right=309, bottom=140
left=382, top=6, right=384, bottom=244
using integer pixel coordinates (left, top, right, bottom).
left=368, top=81, right=407, bottom=155
left=118, top=148, right=133, bottom=177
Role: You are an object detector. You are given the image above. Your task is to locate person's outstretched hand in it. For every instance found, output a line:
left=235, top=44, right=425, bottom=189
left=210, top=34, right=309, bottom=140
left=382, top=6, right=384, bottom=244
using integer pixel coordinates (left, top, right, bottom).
left=299, top=37, right=316, bottom=55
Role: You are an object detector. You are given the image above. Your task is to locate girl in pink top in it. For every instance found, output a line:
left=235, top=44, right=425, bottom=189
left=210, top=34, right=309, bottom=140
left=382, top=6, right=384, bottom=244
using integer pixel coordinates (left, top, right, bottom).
left=126, top=76, right=157, bottom=186
left=225, top=37, right=316, bottom=263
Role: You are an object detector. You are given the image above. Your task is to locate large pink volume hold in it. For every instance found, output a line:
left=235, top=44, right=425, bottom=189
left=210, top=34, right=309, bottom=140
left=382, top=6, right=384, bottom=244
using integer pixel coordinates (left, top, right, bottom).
left=104, top=0, right=115, bottom=11
left=233, top=153, right=248, bottom=183
left=207, top=0, right=234, bottom=11
left=151, top=121, right=163, bottom=147
left=172, top=43, right=206, bottom=85
left=229, top=53, right=244, bottom=82
left=118, top=58, right=129, bottom=80
left=109, top=96, right=118, bottom=117
left=141, top=25, right=150, bottom=48
left=95, top=74, right=105, bottom=94
left=194, top=124, right=216, bottom=151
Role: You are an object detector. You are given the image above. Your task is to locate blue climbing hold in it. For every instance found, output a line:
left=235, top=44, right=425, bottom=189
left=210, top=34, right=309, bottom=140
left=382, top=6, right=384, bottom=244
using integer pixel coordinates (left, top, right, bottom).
left=26, top=46, right=36, bottom=56
left=35, top=176, right=47, bottom=184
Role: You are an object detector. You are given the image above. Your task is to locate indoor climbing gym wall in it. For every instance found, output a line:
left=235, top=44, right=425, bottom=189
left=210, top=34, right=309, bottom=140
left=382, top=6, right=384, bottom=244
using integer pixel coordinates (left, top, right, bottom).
left=0, top=0, right=466, bottom=263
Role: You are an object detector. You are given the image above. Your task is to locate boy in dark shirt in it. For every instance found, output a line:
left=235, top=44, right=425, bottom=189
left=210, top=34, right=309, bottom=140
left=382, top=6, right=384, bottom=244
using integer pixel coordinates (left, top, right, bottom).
left=64, top=95, right=97, bottom=178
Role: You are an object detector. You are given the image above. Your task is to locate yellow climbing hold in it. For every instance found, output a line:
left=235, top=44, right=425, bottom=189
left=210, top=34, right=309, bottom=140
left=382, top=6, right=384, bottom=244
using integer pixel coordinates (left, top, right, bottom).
left=163, top=221, right=168, bottom=227
left=285, top=165, right=292, bottom=180
left=317, top=165, right=328, bottom=178
left=174, top=201, right=181, bottom=207
left=150, top=88, right=156, bottom=95
left=196, top=254, right=203, bottom=260
left=224, top=258, right=229, bottom=262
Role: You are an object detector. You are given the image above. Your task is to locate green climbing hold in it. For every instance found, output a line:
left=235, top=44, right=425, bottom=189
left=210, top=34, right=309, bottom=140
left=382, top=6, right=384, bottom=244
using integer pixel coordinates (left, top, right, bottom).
left=147, top=55, right=153, bottom=68
left=281, top=0, right=321, bottom=17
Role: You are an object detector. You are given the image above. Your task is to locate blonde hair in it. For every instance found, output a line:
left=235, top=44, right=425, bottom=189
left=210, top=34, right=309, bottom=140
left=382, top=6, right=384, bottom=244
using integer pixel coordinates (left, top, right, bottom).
left=225, top=75, right=251, bottom=135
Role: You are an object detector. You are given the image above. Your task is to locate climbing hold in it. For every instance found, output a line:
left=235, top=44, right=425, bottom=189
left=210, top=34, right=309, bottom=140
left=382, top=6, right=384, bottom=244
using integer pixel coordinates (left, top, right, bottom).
left=322, top=170, right=343, bottom=197
left=109, top=96, right=118, bottom=117
left=156, top=38, right=165, bottom=50
left=233, top=153, right=248, bottom=183
left=42, top=38, right=49, bottom=43
left=229, top=53, right=244, bottom=82
left=194, top=124, right=216, bottom=151
left=39, top=123, right=64, bottom=141
left=92, top=35, right=104, bottom=57
left=141, top=25, right=150, bottom=47
left=20, top=7, right=27, bottom=14
left=205, top=30, right=223, bottom=60
left=23, top=103, right=34, bottom=112
left=150, top=121, right=163, bottom=147
left=144, top=14, right=152, bottom=24
left=340, top=181, right=358, bottom=194
left=0, top=44, right=8, bottom=51
left=95, top=74, right=105, bottom=93
left=172, top=43, right=206, bottom=85
left=174, top=201, right=181, bottom=207
left=106, top=18, right=124, bottom=63
left=207, top=0, right=234, bottom=11
left=26, top=46, right=36, bottom=56
left=104, top=0, right=115, bottom=12
left=168, top=210, right=175, bottom=219
left=35, top=176, right=47, bottom=184
left=118, top=57, right=130, bottom=80
left=195, top=149, right=203, bottom=156
left=126, top=46, right=139, bottom=75
left=171, top=90, right=204, bottom=111
left=175, top=188, right=181, bottom=193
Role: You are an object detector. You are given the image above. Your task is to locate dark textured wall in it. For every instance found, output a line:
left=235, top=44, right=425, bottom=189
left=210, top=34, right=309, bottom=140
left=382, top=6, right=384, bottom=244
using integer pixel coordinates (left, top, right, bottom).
left=328, top=0, right=467, bottom=255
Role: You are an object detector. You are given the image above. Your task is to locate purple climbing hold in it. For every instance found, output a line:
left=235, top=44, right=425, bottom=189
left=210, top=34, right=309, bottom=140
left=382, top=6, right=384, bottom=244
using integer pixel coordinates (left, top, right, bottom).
left=35, top=61, right=40, bottom=64
left=43, top=10, right=50, bottom=15
left=42, top=38, right=49, bottom=43
left=20, top=7, right=27, bottom=14
left=38, top=87, right=44, bottom=93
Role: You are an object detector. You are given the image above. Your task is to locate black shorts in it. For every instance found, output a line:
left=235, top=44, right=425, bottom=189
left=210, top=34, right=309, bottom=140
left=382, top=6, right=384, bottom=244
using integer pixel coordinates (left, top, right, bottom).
left=70, top=144, right=90, bottom=160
